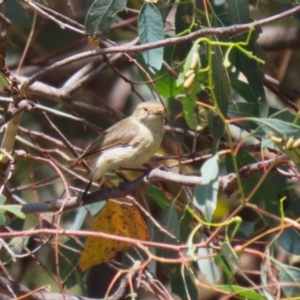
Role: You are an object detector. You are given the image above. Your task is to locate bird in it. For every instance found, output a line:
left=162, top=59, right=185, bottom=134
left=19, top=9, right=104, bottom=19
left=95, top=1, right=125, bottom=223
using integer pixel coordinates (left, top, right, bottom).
left=78, top=101, right=165, bottom=189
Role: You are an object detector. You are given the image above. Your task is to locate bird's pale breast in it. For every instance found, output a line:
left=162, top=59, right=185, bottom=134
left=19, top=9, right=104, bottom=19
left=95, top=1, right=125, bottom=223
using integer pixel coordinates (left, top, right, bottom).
left=91, top=118, right=164, bottom=181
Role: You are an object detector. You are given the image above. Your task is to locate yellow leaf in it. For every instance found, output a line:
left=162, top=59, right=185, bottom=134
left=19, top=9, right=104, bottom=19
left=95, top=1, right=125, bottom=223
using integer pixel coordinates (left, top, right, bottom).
left=79, top=199, right=149, bottom=271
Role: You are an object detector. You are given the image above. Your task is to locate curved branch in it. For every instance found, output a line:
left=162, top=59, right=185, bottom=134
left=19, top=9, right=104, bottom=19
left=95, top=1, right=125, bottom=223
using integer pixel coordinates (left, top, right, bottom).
left=20, top=4, right=300, bottom=90
left=21, top=155, right=288, bottom=215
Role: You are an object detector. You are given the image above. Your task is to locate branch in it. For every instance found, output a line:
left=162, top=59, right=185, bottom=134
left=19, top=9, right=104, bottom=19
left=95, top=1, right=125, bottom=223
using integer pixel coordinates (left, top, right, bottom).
left=21, top=156, right=288, bottom=215
left=20, top=4, right=300, bottom=90
left=0, top=99, right=35, bottom=128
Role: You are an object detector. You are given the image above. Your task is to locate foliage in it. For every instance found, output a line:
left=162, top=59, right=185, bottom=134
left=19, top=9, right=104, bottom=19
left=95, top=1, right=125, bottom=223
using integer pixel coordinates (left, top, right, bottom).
left=1, top=0, right=300, bottom=299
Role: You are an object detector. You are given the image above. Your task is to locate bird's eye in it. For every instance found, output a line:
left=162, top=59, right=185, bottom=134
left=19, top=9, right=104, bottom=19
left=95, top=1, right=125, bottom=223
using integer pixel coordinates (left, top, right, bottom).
left=143, top=108, right=148, bottom=112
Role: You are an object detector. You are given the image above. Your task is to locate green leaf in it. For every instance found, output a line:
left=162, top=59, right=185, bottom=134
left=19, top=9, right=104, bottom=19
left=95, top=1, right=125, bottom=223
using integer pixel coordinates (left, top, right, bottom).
left=278, top=228, right=300, bottom=255
left=155, top=201, right=180, bottom=259
left=261, top=262, right=276, bottom=300
left=221, top=241, right=239, bottom=274
left=85, top=0, right=127, bottom=37
left=0, top=195, right=6, bottom=205
left=252, top=118, right=300, bottom=139
left=228, top=102, right=260, bottom=119
left=146, top=185, right=170, bottom=209
left=0, top=72, right=10, bottom=89
left=0, top=205, right=26, bottom=219
left=53, top=238, right=82, bottom=288
left=193, top=155, right=219, bottom=222
left=137, top=46, right=182, bottom=98
left=174, top=0, right=193, bottom=61
left=227, top=0, right=267, bottom=117
left=170, top=265, right=198, bottom=300
left=277, top=261, right=300, bottom=297
left=179, top=208, right=194, bottom=242
left=155, top=73, right=182, bottom=98
left=207, top=111, right=225, bottom=154
left=227, top=0, right=252, bottom=25
left=2, top=237, right=30, bottom=264
left=216, top=285, right=266, bottom=300
left=270, top=108, right=300, bottom=125
left=0, top=212, right=9, bottom=226
left=209, top=42, right=231, bottom=152
left=138, top=3, right=164, bottom=73
left=183, top=97, right=196, bottom=129
left=197, top=237, right=220, bottom=284
left=211, top=43, right=231, bottom=115
left=230, top=74, right=258, bottom=104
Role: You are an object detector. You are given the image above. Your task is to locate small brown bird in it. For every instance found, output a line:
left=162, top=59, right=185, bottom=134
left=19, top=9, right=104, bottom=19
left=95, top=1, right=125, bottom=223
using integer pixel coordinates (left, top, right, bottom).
left=79, top=101, right=165, bottom=187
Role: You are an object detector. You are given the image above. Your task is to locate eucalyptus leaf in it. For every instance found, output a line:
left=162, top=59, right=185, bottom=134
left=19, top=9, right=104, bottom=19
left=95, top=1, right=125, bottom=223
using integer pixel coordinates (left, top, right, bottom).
left=155, top=201, right=180, bottom=259
left=197, top=237, right=220, bottom=284
left=170, top=264, right=198, bottom=300
left=138, top=3, right=164, bottom=73
left=193, top=155, right=219, bottom=222
left=183, top=97, right=196, bottom=129
left=174, top=0, right=193, bottom=61
left=278, top=228, right=300, bottom=256
left=278, top=261, right=300, bottom=297
left=85, top=0, right=127, bottom=37
left=227, top=0, right=267, bottom=117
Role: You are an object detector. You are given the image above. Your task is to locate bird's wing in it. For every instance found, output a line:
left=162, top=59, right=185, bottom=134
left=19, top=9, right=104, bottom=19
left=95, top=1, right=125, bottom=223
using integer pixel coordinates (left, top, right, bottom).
left=79, top=118, right=140, bottom=159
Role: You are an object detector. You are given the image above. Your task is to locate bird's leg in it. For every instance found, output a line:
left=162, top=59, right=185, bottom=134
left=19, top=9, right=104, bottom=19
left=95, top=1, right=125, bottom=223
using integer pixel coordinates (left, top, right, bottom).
left=114, top=170, right=129, bottom=182
left=83, top=179, right=93, bottom=196
left=158, top=163, right=168, bottom=171
left=76, top=179, right=93, bottom=204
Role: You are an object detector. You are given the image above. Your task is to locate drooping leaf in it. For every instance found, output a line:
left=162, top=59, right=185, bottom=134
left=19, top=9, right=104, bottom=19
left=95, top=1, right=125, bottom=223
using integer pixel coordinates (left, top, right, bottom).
left=230, top=74, right=259, bottom=104
left=278, top=228, right=300, bottom=256
left=193, top=155, right=219, bottom=222
left=138, top=2, right=164, bottom=73
left=170, top=264, right=198, bottom=300
left=85, top=0, right=127, bottom=37
left=155, top=201, right=180, bottom=259
left=221, top=241, right=239, bottom=274
left=79, top=199, right=149, bottom=271
left=197, top=237, right=220, bottom=284
left=174, top=0, right=193, bottom=61
left=261, top=259, right=276, bottom=300
left=183, top=97, right=196, bottom=129
left=228, top=102, right=260, bottom=119
left=278, top=261, right=300, bottom=297
left=209, top=42, right=231, bottom=152
left=227, top=0, right=268, bottom=117
left=211, top=42, right=232, bottom=114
